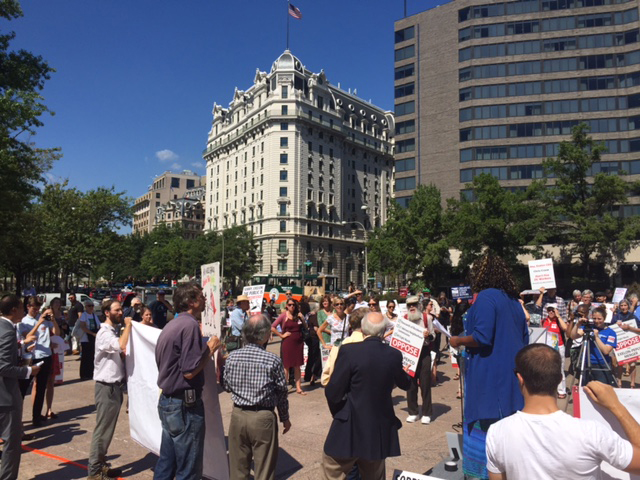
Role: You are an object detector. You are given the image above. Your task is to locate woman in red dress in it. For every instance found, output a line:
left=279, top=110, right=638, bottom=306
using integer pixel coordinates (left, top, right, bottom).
left=271, top=299, right=306, bottom=395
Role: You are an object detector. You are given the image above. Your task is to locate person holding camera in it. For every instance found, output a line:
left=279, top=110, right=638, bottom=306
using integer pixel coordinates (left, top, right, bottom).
left=487, top=344, right=640, bottom=479
left=403, top=296, right=435, bottom=425
left=569, top=305, right=617, bottom=386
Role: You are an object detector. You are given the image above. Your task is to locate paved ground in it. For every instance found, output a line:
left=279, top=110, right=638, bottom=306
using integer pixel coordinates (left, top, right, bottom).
left=18, top=342, right=464, bottom=480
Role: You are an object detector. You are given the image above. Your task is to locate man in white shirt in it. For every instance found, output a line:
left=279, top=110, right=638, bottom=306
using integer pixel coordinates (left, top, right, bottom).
left=0, top=295, right=40, bottom=480
left=87, top=300, right=132, bottom=480
left=486, top=343, right=640, bottom=479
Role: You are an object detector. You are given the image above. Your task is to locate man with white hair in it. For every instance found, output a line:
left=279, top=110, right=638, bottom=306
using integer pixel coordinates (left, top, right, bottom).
left=403, top=296, right=435, bottom=424
left=322, top=312, right=411, bottom=480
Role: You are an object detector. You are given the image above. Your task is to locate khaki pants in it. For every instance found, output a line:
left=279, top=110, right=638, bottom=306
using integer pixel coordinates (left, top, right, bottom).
left=229, top=407, right=278, bottom=480
left=321, top=452, right=385, bottom=480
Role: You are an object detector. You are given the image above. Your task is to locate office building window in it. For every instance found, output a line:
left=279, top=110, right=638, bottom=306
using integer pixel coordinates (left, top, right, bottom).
left=395, top=83, right=415, bottom=98
left=280, top=122, right=288, bottom=130
left=396, top=158, right=416, bottom=172
left=280, top=221, right=286, bottom=232
left=171, top=177, right=180, bottom=188
left=280, top=187, right=288, bottom=197
left=278, top=240, right=287, bottom=252
left=395, top=63, right=415, bottom=80
left=282, top=86, right=288, bottom=99
left=396, top=120, right=415, bottom=135
left=280, top=170, right=288, bottom=181
left=395, top=26, right=415, bottom=43
left=395, top=45, right=415, bottom=61
left=278, top=259, right=288, bottom=271
left=186, top=179, right=195, bottom=189
left=281, top=105, right=288, bottom=115
left=395, top=101, right=415, bottom=117
left=396, top=138, right=416, bottom=153
left=280, top=153, right=288, bottom=164
left=280, top=137, right=288, bottom=147
left=396, top=177, right=416, bottom=191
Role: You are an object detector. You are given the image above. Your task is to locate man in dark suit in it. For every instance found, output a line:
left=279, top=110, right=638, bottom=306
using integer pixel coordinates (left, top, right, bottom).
left=0, top=295, right=39, bottom=480
left=322, top=311, right=411, bottom=480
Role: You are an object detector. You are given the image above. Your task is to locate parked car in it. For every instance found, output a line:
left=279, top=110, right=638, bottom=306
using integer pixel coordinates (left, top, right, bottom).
left=37, top=293, right=100, bottom=312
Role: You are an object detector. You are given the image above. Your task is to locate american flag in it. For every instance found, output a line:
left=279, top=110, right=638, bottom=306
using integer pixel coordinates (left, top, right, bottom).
left=289, top=3, right=302, bottom=19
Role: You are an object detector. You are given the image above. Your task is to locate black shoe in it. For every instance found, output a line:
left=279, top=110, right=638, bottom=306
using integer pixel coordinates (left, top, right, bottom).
left=101, top=464, right=122, bottom=478
left=32, top=416, right=46, bottom=427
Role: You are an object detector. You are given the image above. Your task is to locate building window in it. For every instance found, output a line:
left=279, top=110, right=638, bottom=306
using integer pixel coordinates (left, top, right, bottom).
left=280, top=187, right=288, bottom=197
left=280, top=221, right=286, bottom=232
left=281, top=105, right=288, bottom=115
left=396, top=119, right=416, bottom=135
left=395, top=83, right=415, bottom=98
left=278, top=259, right=288, bottom=271
left=186, top=179, right=195, bottom=189
left=171, top=177, right=180, bottom=188
left=280, top=153, right=288, bottom=164
left=395, top=101, right=415, bottom=116
left=280, top=137, right=288, bottom=147
left=396, top=157, right=416, bottom=172
left=395, top=26, right=415, bottom=43
left=279, top=239, right=287, bottom=252
left=280, top=170, right=288, bottom=181
left=396, top=138, right=416, bottom=153
left=155, top=193, right=160, bottom=198
left=280, top=122, right=288, bottom=130
left=395, top=45, right=415, bottom=62
left=396, top=177, right=417, bottom=191
left=279, top=203, right=287, bottom=215
left=282, top=86, right=288, bottom=99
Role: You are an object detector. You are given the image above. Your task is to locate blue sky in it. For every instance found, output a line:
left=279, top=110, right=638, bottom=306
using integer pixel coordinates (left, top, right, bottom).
left=10, top=0, right=439, bottom=200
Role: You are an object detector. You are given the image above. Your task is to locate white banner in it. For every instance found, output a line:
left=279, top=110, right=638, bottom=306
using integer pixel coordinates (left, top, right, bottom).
left=201, top=262, right=222, bottom=337
left=528, top=258, right=556, bottom=290
left=126, top=322, right=229, bottom=480
left=611, top=320, right=640, bottom=365
left=390, top=318, right=424, bottom=377
left=576, top=387, right=640, bottom=480
left=613, top=288, right=628, bottom=304
left=242, top=285, right=266, bottom=313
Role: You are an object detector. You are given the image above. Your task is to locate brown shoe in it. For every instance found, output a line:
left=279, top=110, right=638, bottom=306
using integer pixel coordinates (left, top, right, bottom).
left=72, top=350, right=80, bottom=355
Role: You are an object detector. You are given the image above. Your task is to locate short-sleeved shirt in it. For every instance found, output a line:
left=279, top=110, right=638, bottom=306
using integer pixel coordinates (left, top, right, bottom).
left=229, top=308, right=248, bottom=337
left=586, top=326, right=617, bottom=366
left=325, top=313, right=349, bottom=346
left=149, top=300, right=169, bottom=329
left=542, top=317, right=564, bottom=348
left=67, top=301, right=84, bottom=326
left=77, top=312, right=101, bottom=343
left=487, top=410, right=632, bottom=479
left=20, top=315, right=53, bottom=359
left=156, top=312, right=206, bottom=396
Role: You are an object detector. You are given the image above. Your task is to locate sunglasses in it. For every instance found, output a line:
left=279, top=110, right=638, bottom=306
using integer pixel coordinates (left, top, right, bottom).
left=334, top=303, right=344, bottom=307
left=388, top=305, right=395, bottom=308
left=287, top=303, right=295, bottom=307
left=368, top=303, right=377, bottom=306
left=407, top=303, right=418, bottom=307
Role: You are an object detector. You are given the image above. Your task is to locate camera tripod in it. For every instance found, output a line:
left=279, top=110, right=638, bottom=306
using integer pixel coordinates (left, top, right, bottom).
left=574, top=327, right=617, bottom=388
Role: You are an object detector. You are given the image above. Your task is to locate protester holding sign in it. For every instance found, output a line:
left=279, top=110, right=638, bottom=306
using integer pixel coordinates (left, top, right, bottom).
left=614, top=299, right=640, bottom=388
left=541, top=305, right=568, bottom=398
left=450, top=253, right=529, bottom=480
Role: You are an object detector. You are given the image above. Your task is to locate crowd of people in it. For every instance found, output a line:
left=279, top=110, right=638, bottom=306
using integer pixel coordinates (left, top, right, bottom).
left=2, top=256, right=640, bottom=479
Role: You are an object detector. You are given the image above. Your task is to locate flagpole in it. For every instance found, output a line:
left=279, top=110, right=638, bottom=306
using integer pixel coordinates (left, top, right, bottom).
left=287, top=0, right=290, bottom=50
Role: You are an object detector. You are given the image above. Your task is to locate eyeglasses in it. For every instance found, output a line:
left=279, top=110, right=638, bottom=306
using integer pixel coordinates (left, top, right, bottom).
left=388, top=305, right=395, bottom=308
left=407, top=303, right=418, bottom=307
left=368, top=303, right=377, bottom=306
left=287, top=303, right=295, bottom=307
left=334, top=303, right=344, bottom=307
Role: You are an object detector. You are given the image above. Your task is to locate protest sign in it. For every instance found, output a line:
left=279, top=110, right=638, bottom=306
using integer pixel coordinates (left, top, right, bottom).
left=451, top=286, right=473, bottom=300
left=576, top=387, right=640, bottom=480
left=201, top=262, right=221, bottom=337
left=242, top=285, right=266, bottom=313
left=433, top=319, right=450, bottom=338
left=521, top=289, right=541, bottom=296
left=379, top=300, right=388, bottom=315
left=613, top=288, right=628, bottom=304
left=610, top=320, right=640, bottom=365
left=127, top=322, right=229, bottom=480
left=320, top=345, right=331, bottom=370
left=390, top=318, right=424, bottom=377
left=396, top=302, right=408, bottom=318
left=528, top=258, right=556, bottom=290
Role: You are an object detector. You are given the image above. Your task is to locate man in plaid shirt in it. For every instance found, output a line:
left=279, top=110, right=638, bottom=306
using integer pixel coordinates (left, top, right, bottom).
left=223, top=313, right=291, bottom=480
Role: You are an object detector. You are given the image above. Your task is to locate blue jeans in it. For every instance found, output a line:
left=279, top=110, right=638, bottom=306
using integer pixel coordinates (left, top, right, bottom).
left=154, top=394, right=205, bottom=480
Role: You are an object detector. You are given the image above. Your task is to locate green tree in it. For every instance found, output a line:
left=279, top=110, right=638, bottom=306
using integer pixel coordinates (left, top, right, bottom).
left=368, top=185, right=450, bottom=287
left=543, top=123, right=640, bottom=283
left=447, top=174, right=548, bottom=268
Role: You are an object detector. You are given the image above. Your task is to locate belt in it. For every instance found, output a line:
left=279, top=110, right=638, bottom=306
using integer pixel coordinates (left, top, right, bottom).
left=234, top=404, right=274, bottom=412
left=97, top=380, right=124, bottom=386
left=163, top=390, right=202, bottom=400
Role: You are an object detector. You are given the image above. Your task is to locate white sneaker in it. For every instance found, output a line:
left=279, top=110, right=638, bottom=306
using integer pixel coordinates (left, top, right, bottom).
left=406, top=415, right=420, bottom=423
left=421, top=416, right=431, bottom=425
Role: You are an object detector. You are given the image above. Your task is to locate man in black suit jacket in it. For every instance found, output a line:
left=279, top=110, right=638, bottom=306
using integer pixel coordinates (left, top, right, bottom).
left=322, top=312, right=411, bottom=480
left=0, top=295, right=39, bottom=480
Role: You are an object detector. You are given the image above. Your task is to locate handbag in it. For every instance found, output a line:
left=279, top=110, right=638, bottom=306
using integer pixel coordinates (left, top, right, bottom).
left=300, top=314, right=312, bottom=342
left=71, top=319, right=84, bottom=341
left=225, top=334, right=242, bottom=353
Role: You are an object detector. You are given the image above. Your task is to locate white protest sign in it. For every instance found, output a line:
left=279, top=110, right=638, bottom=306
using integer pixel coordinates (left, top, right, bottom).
left=201, top=262, right=221, bottom=337
left=528, top=258, right=556, bottom=290
left=379, top=300, right=388, bottom=315
left=433, top=319, right=451, bottom=338
left=242, top=285, right=266, bottom=313
left=392, top=469, right=442, bottom=480
left=390, top=318, right=424, bottom=377
left=611, top=320, right=640, bottom=365
left=613, top=288, right=628, bottom=304
left=320, top=345, right=331, bottom=370
left=576, top=387, right=640, bottom=480
left=396, top=302, right=408, bottom=318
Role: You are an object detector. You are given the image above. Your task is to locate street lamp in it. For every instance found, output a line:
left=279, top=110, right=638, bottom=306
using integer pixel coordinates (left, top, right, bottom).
left=342, top=212, right=369, bottom=291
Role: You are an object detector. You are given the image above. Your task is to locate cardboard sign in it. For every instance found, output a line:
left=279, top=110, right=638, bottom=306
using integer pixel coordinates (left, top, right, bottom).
left=612, top=288, right=628, bottom=304
left=451, top=285, right=473, bottom=300
left=392, top=470, right=442, bottom=480
left=242, top=285, right=266, bottom=313
left=611, top=320, right=640, bottom=365
left=390, top=318, right=424, bottom=377
left=201, top=262, right=221, bottom=337
left=528, top=258, right=556, bottom=290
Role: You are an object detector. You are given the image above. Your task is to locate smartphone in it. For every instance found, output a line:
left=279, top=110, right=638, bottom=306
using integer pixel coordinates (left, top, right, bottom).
left=36, top=361, right=44, bottom=367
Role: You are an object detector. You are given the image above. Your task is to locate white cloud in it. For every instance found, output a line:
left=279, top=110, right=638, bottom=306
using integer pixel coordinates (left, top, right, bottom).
left=170, top=162, right=182, bottom=170
left=191, top=162, right=204, bottom=169
left=155, top=149, right=179, bottom=163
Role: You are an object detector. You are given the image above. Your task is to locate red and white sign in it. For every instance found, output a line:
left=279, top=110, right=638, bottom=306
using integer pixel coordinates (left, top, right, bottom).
left=611, top=320, right=640, bottom=365
left=528, top=258, right=556, bottom=290
left=390, top=318, right=424, bottom=377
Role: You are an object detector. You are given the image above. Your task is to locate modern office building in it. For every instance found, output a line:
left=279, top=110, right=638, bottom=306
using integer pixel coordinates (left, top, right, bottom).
left=394, top=0, right=640, bottom=211
left=132, top=170, right=204, bottom=235
left=202, top=50, right=395, bottom=289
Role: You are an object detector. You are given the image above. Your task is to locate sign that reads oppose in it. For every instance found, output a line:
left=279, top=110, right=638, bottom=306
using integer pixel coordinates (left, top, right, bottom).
left=201, top=262, right=221, bottom=337
left=390, top=318, right=424, bottom=377
left=528, top=258, right=556, bottom=290
left=611, top=320, right=640, bottom=365
left=242, top=285, right=266, bottom=313
left=451, top=285, right=473, bottom=300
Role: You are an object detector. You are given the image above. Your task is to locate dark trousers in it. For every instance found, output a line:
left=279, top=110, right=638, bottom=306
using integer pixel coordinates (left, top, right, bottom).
left=80, top=338, right=96, bottom=380
left=88, top=381, right=123, bottom=475
left=304, top=338, right=322, bottom=382
left=407, top=346, right=432, bottom=417
left=0, top=392, right=23, bottom=480
left=32, top=355, right=52, bottom=420
left=18, top=376, right=32, bottom=399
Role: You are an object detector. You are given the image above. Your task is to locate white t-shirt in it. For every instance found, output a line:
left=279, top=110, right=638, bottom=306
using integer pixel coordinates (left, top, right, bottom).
left=486, top=410, right=633, bottom=479
left=354, top=301, right=368, bottom=310
left=77, top=311, right=101, bottom=343
left=326, top=313, right=349, bottom=346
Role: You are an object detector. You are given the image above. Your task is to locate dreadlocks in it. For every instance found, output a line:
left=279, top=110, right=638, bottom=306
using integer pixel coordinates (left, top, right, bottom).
left=470, top=253, right=520, bottom=298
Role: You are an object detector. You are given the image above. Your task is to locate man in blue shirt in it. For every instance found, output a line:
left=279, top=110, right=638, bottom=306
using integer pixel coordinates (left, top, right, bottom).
left=228, top=295, right=250, bottom=352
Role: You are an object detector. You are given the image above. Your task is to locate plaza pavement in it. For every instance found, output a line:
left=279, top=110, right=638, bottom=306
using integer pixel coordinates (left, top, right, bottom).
left=17, top=341, right=463, bottom=479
